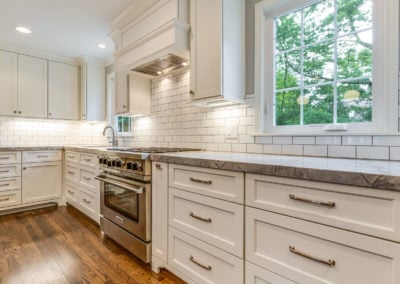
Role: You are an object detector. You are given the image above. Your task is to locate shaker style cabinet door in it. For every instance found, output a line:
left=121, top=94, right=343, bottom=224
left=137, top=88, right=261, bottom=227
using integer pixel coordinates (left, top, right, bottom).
left=115, top=72, right=129, bottom=114
left=17, top=55, right=48, bottom=118
left=0, top=50, right=18, bottom=116
left=48, top=61, right=79, bottom=120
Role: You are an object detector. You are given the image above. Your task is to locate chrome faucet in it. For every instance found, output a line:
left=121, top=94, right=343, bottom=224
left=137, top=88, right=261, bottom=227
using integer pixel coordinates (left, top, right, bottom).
left=103, top=126, right=118, bottom=147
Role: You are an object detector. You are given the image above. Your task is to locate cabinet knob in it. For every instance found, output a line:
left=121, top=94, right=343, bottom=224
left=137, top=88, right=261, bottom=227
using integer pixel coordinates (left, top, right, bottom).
left=49, top=113, right=52, bottom=116
left=123, top=105, right=127, bottom=108
left=23, top=167, right=26, bottom=170
left=190, top=90, right=195, bottom=95
left=18, top=111, right=22, bottom=114
left=13, top=110, right=17, bottom=114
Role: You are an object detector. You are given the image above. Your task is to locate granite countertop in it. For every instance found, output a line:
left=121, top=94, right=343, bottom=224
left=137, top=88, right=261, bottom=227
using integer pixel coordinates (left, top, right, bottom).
left=0, top=146, right=65, bottom=151
left=151, top=151, right=400, bottom=192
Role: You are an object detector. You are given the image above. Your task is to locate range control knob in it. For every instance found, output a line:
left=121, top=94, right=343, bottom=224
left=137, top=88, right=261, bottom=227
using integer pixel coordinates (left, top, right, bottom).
left=116, top=160, right=122, bottom=167
left=99, top=157, right=104, bottom=164
left=102, top=158, right=108, bottom=165
left=126, top=162, right=133, bottom=170
left=131, top=162, right=139, bottom=171
left=107, top=160, right=112, bottom=167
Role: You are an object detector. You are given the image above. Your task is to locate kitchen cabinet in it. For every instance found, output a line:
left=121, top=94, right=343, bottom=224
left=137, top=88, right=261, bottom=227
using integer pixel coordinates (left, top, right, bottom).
left=115, top=72, right=129, bottom=114
left=0, top=151, right=21, bottom=209
left=0, top=50, right=18, bottom=116
left=81, top=61, right=106, bottom=121
left=22, top=151, right=62, bottom=204
left=18, top=55, right=48, bottom=118
left=48, top=61, right=79, bottom=120
left=189, top=0, right=245, bottom=105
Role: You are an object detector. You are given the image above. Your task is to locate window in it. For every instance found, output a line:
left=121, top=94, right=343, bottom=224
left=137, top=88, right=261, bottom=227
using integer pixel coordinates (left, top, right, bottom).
left=255, top=0, right=399, bottom=134
left=116, top=116, right=131, bottom=133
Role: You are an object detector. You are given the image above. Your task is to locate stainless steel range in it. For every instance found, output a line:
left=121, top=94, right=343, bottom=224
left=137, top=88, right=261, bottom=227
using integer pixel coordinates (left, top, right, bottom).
left=95, top=147, right=199, bottom=263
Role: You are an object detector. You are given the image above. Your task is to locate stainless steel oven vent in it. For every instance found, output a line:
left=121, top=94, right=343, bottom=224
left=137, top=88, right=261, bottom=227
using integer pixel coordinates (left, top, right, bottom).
left=132, top=54, right=188, bottom=76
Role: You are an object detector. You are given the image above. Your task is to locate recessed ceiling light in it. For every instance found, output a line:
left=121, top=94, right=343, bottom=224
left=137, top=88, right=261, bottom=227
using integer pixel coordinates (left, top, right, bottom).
left=98, top=44, right=106, bottom=49
left=182, top=62, right=188, bottom=66
left=15, top=26, right=31, bottom=34
left=157, top=71, right=162, bottom=75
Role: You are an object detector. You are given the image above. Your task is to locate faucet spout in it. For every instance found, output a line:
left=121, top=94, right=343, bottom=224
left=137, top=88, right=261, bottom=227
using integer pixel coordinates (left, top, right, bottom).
left=103, top=126, right=118, bottom=147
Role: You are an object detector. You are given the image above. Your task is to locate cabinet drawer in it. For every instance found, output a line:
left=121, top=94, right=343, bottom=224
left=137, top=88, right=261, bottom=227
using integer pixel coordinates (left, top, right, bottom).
left=0, top=177, right=21, bottom=191
left=169, top=164, right=244, bottom=203
left=168, top=228, right=244, bottom=284
left=0, top=190, right=21, bottom=208
left=79, top=153, right=98, bottom=168
left=65, top=182, right=78, bottom=206
left=65, top=164, right=79, bottom=183
left=79, top=188, right=97, bottom=219
left=23, top=150, right=62, bottom=163
left=246, top=174, right=400, bottom=242
left=246, top=207, right=400, bottom=284
left=0, top=152, right=21, bottom=164
left=245, top=261, right=295, bottom=284
left=0, top=164, right=21, bottom=178
left=79, top=168, right=98, bottom=192
left=169, top=188, right=244, bottom=257
left=65, top=151, right=79, bottom=163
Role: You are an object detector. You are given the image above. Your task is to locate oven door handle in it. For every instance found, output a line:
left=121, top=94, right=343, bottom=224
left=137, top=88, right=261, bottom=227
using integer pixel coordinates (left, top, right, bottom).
left=95, top=176, right=144, bottom=194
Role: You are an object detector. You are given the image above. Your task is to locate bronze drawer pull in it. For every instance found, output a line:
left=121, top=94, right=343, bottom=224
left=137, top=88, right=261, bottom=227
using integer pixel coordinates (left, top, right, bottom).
left=289, top=246, right=336, bottom=266
left=0, top=183, right=10, bottom=187
left=190, top=177, right=212, bottom=185
left=0, top=157, right=10, bottom=160
left=289, top=194, right=335, bottom=208
left=67, top=171, right=75, bottom=175
left=189, top=255, right=212, bottom=271
left=83, top=158, right=92, bottom=162
left=83, top=199, right=91, bottom=204
left=67, top=190, right=74, bottom=195
left=67, top=156, right=75, bottom=159
left=189, top=212, right=212, bottom=223
left=0, top=170, right=10, bottom=173
left=37, top=155, right=48, bottom=158
left=155, top=163, right=162, bottom=170
left=0, top=197, right=10, bottom=202
left=83, top=177, right=91, bottom=181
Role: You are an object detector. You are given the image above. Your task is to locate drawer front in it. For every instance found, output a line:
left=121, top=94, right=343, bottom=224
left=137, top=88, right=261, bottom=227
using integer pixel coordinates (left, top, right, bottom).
left=65, top=151, right=79, bottom=163
left=245, top=261, right=296, bottom=284
left=0, top=164, right=21, bottom=178
left=246, top=174, right=400, bottom=242
left=0, top=190, right=21, bottom=208
left=246, top=207, right=400, bottom=284
left=79, top=153, right=98, bottom=168
left=79, top=188, right=97, bottom=217
left=169, top=188, right=244, bottom=257
left=23, top=150, right=62, bottom=163
left=169, top=164, right=244, bottom=203
left=65, top=182, right=78, bottom=205
left=0, top=152, right=21, bottom=164
left=79, top=168, right=98, bottom=192
left=0, top=177, right=21, bottom=191
left=65, top=164, right=79, bottom=183
left=168, top=228, right=244, bottom=284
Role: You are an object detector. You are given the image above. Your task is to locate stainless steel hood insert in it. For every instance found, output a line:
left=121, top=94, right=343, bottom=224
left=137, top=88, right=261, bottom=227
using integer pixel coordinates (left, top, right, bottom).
left=132, top=53, right=188, bottom=76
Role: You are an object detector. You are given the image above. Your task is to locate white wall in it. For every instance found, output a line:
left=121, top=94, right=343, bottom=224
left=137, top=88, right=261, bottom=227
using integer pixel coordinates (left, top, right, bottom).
left=120, top=69, right=400, bottom=161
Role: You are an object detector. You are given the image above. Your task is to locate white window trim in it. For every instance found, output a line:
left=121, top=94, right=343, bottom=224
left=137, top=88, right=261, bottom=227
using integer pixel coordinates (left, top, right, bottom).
left=255, top=0, right=399, bottom=134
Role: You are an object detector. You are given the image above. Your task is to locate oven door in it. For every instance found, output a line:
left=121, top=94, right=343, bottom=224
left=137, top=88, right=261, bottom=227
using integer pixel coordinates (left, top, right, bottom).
left=96, top=174, right=151, bottom=242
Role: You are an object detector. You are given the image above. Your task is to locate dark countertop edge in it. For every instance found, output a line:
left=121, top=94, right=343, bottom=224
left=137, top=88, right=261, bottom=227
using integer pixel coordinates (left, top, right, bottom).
left=151, top=154, right=400, bottom=192
left=0, top=146, right=65, bottom=151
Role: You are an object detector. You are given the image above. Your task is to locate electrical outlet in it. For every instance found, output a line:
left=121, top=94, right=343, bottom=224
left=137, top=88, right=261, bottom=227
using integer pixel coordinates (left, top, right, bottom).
left=226, top=125, right=238, bottom=139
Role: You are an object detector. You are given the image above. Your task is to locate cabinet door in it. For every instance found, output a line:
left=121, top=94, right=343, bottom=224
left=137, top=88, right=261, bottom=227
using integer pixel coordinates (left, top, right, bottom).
left=190, top=0, right=222, bottom=100
left=152, top=162, right=168, bottom=263
left=0, top=50, right=18, bottom=116
left=22, top=162, right=62, bottom=204
left=48, top=61, right=79, bottom=120
left=115, top=72, right=129, bottom=114
left=18, top=55, right=48, bottom=118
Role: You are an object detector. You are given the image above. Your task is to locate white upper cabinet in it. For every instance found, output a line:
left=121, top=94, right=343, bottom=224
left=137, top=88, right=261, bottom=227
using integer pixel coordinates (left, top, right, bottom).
left=81, top=61, right=106, bottom=121
left=115, top=72, right=129, bottom=115
left=18, top=55, right=48, bottom=118
left=48, top=61, right=79, bottom=120
left=190, top=0, right=245, bottom=105
left=0, top=50, right=18, bottom=116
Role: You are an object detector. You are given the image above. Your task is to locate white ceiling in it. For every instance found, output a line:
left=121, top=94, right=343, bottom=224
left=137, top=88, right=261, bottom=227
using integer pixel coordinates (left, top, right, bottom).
left=0, top=0, right=135, bottom=60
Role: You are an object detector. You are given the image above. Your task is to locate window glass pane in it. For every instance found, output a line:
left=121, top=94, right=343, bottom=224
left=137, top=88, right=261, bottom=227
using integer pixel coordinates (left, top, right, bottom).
left=303, top=41, right=334, bottom=86
left=275, top=11, right=302, bottom=52
left=117, top=116, right=131, bottom=132
left=337, top=31, right=372, bottom=80
left=275, top=51, right=302, bottom=90
left=275, top=90, right=301, bottom=126
left=337, top=0, right=372, bottom=36
left=303, top=85, right=334, bottom=125
left=303, top=0, right=334, bottom=45
left=337, top=81, right=372, bottom=123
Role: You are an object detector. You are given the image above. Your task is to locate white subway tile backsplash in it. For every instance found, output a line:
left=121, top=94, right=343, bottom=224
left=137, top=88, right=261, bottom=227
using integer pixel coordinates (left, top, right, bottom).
left=282, top=145, right=303, bottom=156
left=255, top=136, right=273, bottom=144
left=316, top=136, right=341, bottom=145
left=263, top=144, right=282, bottom=155
left=390, top=147, right=400, bottom=161
left=272, top=136, right=292, bottom=145
left=247, top=144, right=264, bottom=154
left=304, top=145, right=328, bottom=157
left=373, top=136, right=400, bottom=146
left=342, top=135, right=372, bottom=146
left=293, top=136, right=315, bottom=145
left=328, top=146, right=356, bottom=158
left=357, top=146, right=389, bottom=160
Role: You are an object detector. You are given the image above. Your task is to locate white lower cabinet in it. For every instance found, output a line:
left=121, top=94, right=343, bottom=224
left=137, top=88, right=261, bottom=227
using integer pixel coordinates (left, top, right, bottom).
left=0, top=190, right=21, bottom=208
left=22, top=161, right=62, bottom=204
left=78, top=187, right=97, bottom=220
left=245, top=262, right=295, bottom=284
left=65, top=182, right=79, bottom=207
left=168, top=227, right=244, bottom=284
left=246, top=207, right=400, bottom=284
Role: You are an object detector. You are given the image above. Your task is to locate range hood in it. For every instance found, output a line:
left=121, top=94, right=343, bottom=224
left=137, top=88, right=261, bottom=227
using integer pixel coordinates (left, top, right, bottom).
left=111, top=0, right=190, bottom=77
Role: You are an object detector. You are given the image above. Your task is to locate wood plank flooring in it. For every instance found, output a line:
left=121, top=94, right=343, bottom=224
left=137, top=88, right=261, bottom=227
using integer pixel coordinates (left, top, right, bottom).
left=0, top=205, right=186, bottom=284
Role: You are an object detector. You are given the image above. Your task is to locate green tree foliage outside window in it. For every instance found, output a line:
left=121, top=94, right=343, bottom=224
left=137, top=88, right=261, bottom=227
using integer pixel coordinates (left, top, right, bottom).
left=117, top=116, right=131, bottom=133
left=274, top=0, right=372, bottom=126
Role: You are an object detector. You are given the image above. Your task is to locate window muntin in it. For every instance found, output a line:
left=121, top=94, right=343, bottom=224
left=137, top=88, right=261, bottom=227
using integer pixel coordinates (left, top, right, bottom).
left=116, top=116, right=131, bottom=133
left=273, top=0, right=373, bottom=127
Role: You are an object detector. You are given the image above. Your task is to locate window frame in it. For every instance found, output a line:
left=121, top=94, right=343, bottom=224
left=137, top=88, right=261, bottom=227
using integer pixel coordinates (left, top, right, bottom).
left=115, top=116, right=132, bottom=134
left=255, top=0, right=399, bottom=134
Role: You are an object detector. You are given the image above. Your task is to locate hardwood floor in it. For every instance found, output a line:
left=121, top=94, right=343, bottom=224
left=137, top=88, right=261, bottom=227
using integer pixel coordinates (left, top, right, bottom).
left=0, top=205, right=186, bottom=284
